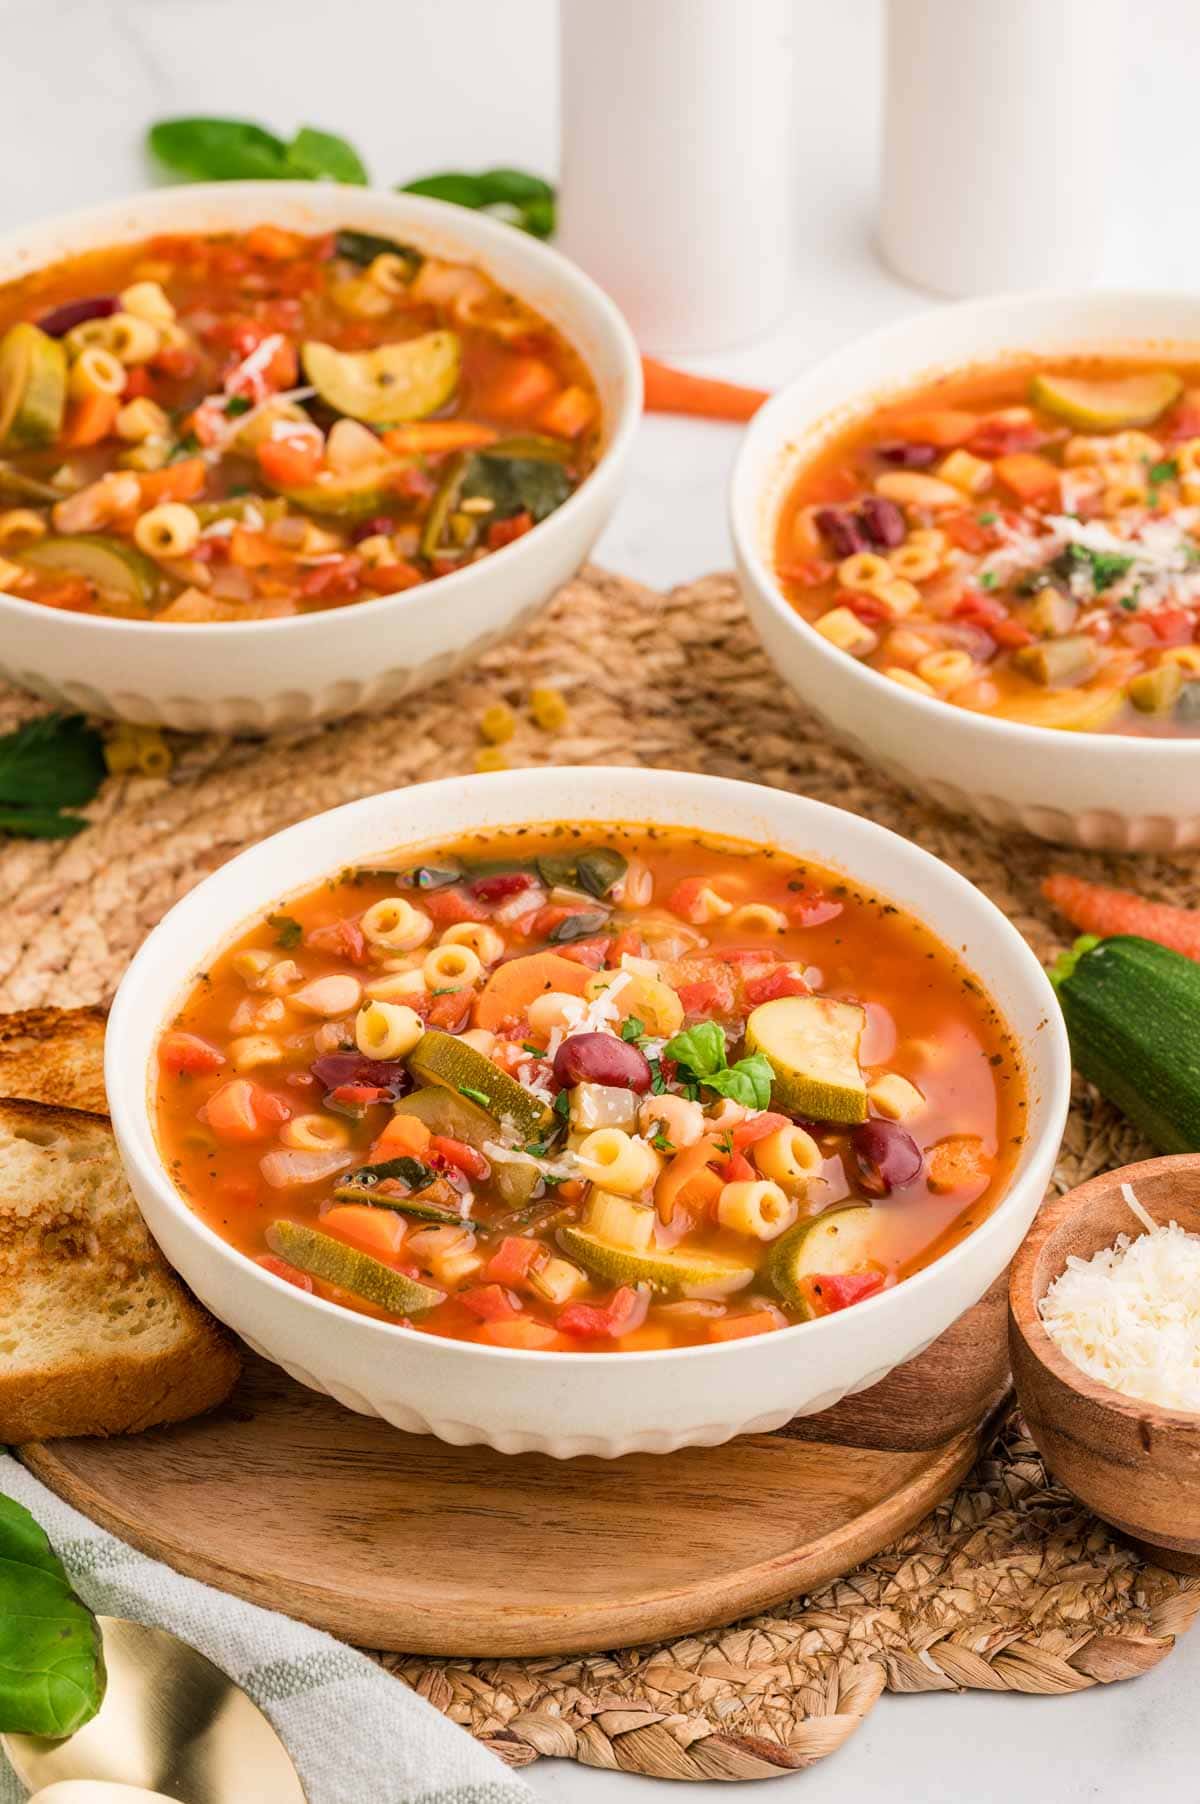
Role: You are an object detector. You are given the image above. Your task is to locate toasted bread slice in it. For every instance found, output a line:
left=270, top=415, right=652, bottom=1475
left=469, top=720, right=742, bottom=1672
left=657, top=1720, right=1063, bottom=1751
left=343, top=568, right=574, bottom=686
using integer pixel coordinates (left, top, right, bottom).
left=0, top=1097, right=240, bottom=1441
left=0, top=1006, right=108, bottom=1115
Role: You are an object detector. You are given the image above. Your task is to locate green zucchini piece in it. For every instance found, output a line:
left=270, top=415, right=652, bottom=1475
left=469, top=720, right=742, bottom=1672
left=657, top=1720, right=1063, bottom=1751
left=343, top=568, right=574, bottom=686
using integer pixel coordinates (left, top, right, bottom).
left=19, top=533, right=159, bottom=605
left=1030, top=369, right=1182, bottom=430
left=332, top=1180, right=466, bottom=1227
left=0, top=323, right=67, bottom=450
left=461, top=451, right=571, bottom=524
left=557, top=1226, right=754, bottom=1297
left=767, top=1206, right=877, bottom=1314
left=745, top=996, right=867, bottom=1124
left=269, top=466, right=399, bottom=520
left=1050, top=933, right=1200, bottom=1152
left=267, top=1219, right=444, bottom=1314
left=1013, top=634, right=1098, bottom=688
left=301, top=331, right=460, bottom=424
left=1128, top=663, right=1184, bottom=714
left=407, top=1029, right=554, bottom=1140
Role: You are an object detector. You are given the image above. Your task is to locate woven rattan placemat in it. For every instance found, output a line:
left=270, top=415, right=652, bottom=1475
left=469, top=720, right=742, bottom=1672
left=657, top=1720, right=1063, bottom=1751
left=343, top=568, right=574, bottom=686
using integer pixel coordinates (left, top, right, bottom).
left=2, top=566, right=1197, bottom=1782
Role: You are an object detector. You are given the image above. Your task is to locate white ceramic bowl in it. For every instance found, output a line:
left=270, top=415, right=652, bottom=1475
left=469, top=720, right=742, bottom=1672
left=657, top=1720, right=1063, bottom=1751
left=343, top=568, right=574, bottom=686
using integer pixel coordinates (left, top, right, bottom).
left=732, top=290, right=1200, bottom=850
left=105, top=767, right=1069, bottom=1457
left=0, top=184, right=640, bottom=733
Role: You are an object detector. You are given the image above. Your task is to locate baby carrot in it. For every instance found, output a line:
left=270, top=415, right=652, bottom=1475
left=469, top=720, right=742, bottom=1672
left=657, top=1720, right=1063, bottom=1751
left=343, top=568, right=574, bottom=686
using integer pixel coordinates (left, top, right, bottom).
left=641, top=356, right=769, bottom=422
left=1042, top=873, right=1200, bottom=960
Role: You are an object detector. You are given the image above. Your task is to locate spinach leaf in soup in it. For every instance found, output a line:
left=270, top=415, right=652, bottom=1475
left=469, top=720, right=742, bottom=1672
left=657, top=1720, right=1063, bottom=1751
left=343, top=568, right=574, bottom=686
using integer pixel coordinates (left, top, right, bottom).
left=0, top=1493, right=105, bottom=1737
left=461, top=453, right=572, bottom=524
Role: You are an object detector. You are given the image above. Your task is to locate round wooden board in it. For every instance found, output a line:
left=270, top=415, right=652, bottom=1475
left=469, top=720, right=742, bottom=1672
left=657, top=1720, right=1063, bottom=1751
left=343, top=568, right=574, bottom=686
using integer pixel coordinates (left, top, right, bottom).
left=23, top=1282, right=1009, bottom=1657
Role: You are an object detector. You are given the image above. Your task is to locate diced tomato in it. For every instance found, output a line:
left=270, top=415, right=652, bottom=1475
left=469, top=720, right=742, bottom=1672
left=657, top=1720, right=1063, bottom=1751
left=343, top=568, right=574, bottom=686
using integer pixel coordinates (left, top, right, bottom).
left=556, top=935, right=612, bottom=969
left=151, top=342, right=199, bottom=381
left=201, top=1078, right=290, bottom=1142
left=122, top=366, right=153, bottom=400
left=423, top=886, right=489, bottom=927
left=430, top=1135, right=490, bottom=1181
left=256, top=1253, right=314, bottom=1292
left=840, top=589, right=891, bottom=625
left=361, top=560, right=425, bottom=594
left=730, top=1111, right=791, bottom=1148
left=557, top=1285, right=649, bottom=1339
left=609, top=927, right=646, bottom=962
left=777, top=557, right=834, bottom=588
left=300, top=556, right=362, bottom=599
left=487, top=510, right=534, bottom=551
left=954, top=590, right=1006, bottom=626
left=942, top=512, right=991, bottom=554
left=425, top=991, right=474, bottom=1031
left=459, top=1283, right=521, bottom=1322
left=469, top=871, right=534, bottom=904
left=1150, top=607, right=1194, bottom=644
left=159, top=1031, right=226, bottom=1076
left=667, top=877, right=713, bottom=923
left=798, top=1271, right=888, bottom=1315
left=305, top=917, right=368, bottom=964
left=1163, top=403, right=1200, bottom=443
left=717, top=1149, right=756, bottom=1183
left=528, top=904, right=597, bottom=939
left=707, top=1310, right=779, bottom=1342
left=484, top=1236, right=543, bottom=1288
left=390, top=464, right=438, bottom=503
left=257, top=436, right=322, bottom=488
left=326, top=1083, right=391, bottom=1111
left=989, top=617, right=1034, bottom=650
left=743, top=966, right=810, bottom=1006
left=966, top=421, right=1043, bottom=458
left=676, top=978, right=726, bottom=1018
left=785, top=892, right=843, bottom=928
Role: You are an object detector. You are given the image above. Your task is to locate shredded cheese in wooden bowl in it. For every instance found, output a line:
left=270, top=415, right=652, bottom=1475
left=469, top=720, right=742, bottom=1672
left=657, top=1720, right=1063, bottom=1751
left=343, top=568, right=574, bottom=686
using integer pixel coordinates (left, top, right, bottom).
left=1038, top=1184, right=1200, bottom=1413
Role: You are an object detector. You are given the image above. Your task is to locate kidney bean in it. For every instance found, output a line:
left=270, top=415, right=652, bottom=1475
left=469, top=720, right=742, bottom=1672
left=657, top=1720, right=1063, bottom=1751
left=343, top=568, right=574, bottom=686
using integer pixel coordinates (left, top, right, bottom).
left=36, top=295, right=118, bottom=338
left=874, top=440, right=938, bottom=468
left=351, top=515, right=399, bottom=543
left=858, top=495, right=906, bottom=549
left=553, top=1032, right=652, bottom=1093
left=470, top=870, right=535, bottom=904
left=814, top=507, right=867, bottom=558
left=852, top=1119, right=923, bottom=1195
left=311, top=1053, right=410, bottom=1095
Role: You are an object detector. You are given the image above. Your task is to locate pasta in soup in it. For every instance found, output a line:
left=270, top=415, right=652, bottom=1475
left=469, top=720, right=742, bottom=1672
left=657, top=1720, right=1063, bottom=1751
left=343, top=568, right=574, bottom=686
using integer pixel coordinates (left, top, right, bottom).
left=776, top=358, right=1200, bottom=735
left=156, top=826, right=1025, bottom=1351
left=0, top=228, right=599, bottom=621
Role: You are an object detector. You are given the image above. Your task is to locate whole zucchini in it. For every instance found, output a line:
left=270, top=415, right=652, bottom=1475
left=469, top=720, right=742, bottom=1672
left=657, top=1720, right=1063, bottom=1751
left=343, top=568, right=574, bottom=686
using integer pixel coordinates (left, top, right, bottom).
left=1050, top=933, right=1200, bottom=1152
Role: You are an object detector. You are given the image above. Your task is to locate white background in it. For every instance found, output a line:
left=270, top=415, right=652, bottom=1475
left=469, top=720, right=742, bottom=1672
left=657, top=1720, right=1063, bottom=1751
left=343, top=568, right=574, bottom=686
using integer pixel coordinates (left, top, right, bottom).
left=2, top=0, right=1198, bottom=1796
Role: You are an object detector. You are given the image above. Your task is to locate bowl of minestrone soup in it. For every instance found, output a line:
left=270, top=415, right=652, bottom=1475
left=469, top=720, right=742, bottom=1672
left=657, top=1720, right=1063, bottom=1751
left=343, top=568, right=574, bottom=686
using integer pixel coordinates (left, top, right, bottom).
left=105, top=767, right=1068, bottom=1457
left=0, top=183, right=640, bottom=732
left=732, top=290, right=1200, bottom=849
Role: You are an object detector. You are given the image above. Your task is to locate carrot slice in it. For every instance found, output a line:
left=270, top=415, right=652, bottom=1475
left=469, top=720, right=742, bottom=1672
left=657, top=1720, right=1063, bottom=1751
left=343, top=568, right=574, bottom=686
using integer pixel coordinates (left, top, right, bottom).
left=641, top=356, right=768, bottom=422
left=1043, top=874, right=1200, bottom=959
left=474, top=355, right=559, bottom=420
left=381, top=421, right=498, bottom=454
left=879, top=408, right=978, bottom=448
left=322, top=1204, right=407, bottom=1260
left=139, top=458, right=207, bottom=505
left=655, top=1137, right=724, bottom=1224
left=60, top=393, right=120, bottom=449
left=370, top=1112, right=433, bottom=1161
left=475, top=1317, right=568, bottom=1350
left=537, top=384, right=596, bottom=438
left=474, top=950, right=592, bottom=1032
left=993, top=452, right=1060, bottom=504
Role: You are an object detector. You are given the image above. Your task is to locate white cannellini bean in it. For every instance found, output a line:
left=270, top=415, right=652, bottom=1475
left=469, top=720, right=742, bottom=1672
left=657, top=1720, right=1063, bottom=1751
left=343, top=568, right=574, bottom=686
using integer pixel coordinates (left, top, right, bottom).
left=290, top=974, right=363, bottom=1017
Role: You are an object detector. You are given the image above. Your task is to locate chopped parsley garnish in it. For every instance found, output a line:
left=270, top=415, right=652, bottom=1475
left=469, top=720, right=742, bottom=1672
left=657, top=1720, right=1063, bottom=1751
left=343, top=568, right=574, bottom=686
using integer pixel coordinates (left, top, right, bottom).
left=553, top=1088, right=571, bottom=1119
left=0, top=713, right=106, bottom=841
left=979, top=570, right=998, bottom=590
left=620, top=1016, right=647, bottom=1044
left=459, top=1084, right=491, bottom=1107
left=977, top=511, right=998, bottom=525
left=267, top=912, right=302, bottom=949
left=1052, top=542, right=1135, bottom=594
left=224, top=395, right=252, bottom=417
left=521, top=1041, right=542, bottom=1055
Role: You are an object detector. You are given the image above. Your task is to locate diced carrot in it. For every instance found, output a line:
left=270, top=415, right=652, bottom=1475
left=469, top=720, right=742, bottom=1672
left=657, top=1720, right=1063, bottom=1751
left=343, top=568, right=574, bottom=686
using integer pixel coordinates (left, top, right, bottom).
left=139, top=458, right=207, bottom=505
left=60, top=392, right=120, bottom=449
left=159, top=1031, right=225, bottom=1076
left=993, top=453, right=1060, bottom=504
left=474, top=949, right=592, bottom=1032
left=322, top=1204, right=407, bottom=1260
left=201, top=1077, right=289, bottom=1142
left=537, top=384, right=596, bottom=438
left=707, top=1310, right=779, bottom=1342
left=474, top=354, right=559, bottom=420
left=484, top=1236, right=543, bottom=1287
left=641, top=356, right=769, bottom=422
left=880, top=408, right=978, bottom=448
left=475, top=1317, right=566, bottom=1350
left=926, top=1135, right=989, bottom=1194
left=655, top=1138, right=724, bottom=1224
left=1042, top=873, right=1200, bottom=959
left=257, top=437, right=322, bottom=488
left=370, top=1113, right=433, bottom=1161
left=381, top=421, right=498, bottom=454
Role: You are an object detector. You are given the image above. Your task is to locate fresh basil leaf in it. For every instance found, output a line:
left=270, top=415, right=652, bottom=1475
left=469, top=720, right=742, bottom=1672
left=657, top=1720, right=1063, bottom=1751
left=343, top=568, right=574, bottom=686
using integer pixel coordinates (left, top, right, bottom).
left=478, top=168, right=555, bottom=205
left=147, top=117, right=293, bottom=181
left=0, top=807, right=88, bottom=840
left=0, top=1493, right=105, bottom=1737
left=0, top=714, right=106, bottom=810
left=461, top=453, right=571, bottom=523
left=401, top=172, right=490, bottom=209
left=663, top=1021, right=727, bottom=1080
left=703, top=1053, right=775, bottom=1112
left=286, top=126, right=368, bottom=185
left=399, top=167, right=556, bottom=237
left=620, top=1017, right=646, bottom=1044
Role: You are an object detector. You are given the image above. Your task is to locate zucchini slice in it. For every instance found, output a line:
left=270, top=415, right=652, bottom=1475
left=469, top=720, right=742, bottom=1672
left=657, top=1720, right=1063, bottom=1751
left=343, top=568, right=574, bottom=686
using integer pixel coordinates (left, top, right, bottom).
left=1030, top=369, right=1182, bottom=431
left=407, top=1029, right=554, bottom=1140
left=301, top=331, right=460, bottom=424
left=267, top=1219, right=443, bottom=1314
left=19, top=533, right=159, bottom=606
left=557, top=1226, right=754, bottom=1298
left=391, top=1086, right=539, bottom=1207
left=767, top=1205, right=878, bottom=1312
left=745, top=995, right=867, bottom=1124
left=270, top=468, right=399, bottom=520
left=0, top=323, right=67, bottom=450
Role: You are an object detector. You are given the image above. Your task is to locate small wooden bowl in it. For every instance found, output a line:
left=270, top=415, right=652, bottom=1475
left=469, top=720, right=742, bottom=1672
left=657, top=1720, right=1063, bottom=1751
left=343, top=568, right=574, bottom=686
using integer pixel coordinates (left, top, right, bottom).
left=1009, top=1154, right=1200, bottom=1573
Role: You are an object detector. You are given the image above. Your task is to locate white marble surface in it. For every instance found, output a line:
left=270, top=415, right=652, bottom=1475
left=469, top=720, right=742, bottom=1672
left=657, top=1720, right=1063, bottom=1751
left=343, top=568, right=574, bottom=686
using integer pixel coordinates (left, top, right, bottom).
left=3, top=0, right=1197, bottom=1794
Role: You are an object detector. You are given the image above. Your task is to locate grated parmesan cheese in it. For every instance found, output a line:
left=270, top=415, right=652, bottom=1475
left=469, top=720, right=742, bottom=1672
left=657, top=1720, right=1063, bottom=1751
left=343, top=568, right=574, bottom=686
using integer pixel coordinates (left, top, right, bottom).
left=1038, top=1186, right=1200, bottom=1412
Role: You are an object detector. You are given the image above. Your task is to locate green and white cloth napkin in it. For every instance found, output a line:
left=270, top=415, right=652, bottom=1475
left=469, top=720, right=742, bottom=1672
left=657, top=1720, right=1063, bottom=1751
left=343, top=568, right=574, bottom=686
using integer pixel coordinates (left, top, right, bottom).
left=0, top=1454, right=533, bottom=1804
